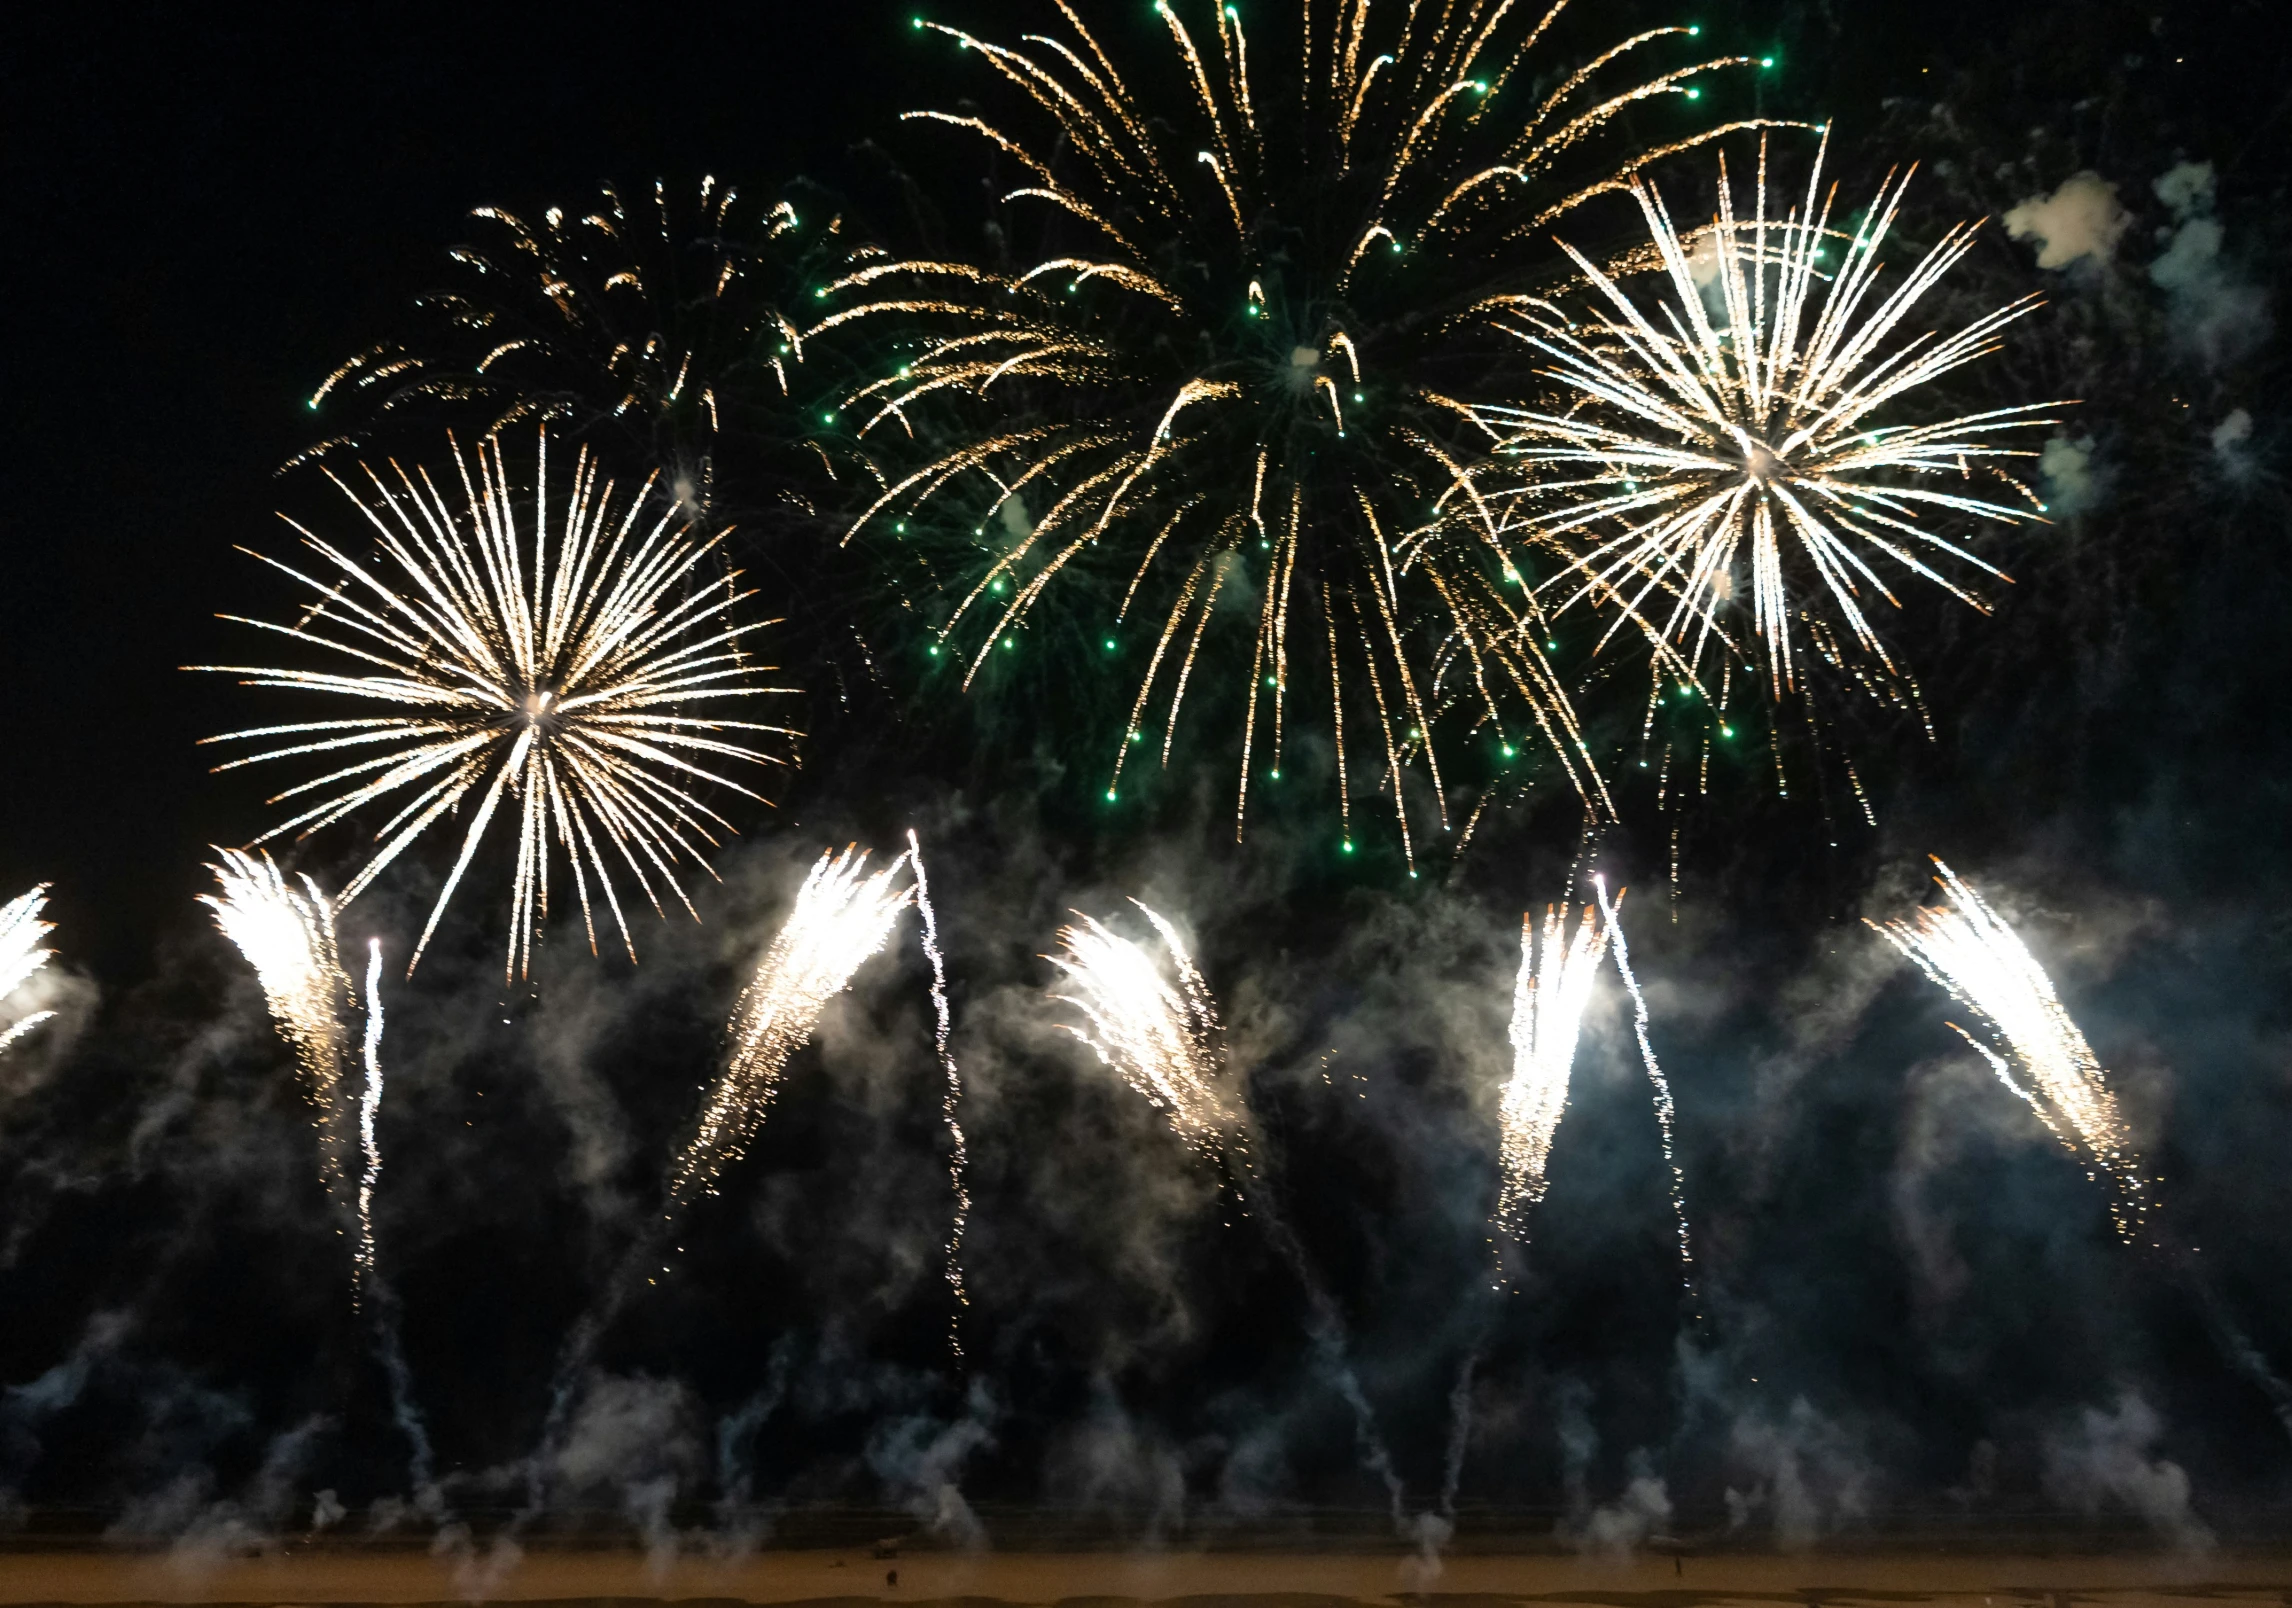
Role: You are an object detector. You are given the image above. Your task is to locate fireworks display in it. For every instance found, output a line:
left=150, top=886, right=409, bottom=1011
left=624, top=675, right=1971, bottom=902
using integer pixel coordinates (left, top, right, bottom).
left=907, top=829, right=972, bottom=1356
left=669, top=845, right=916, bottom=1204
left=1482, top=138, right=2059, bottom=738
left=0, top=885, right=59, bottom=1057
left=199, top=849, right=358, bottom=1200
left=1874, top=858, right=2150, bottom=1241
left=1049, top=901, right=1248, bottom=1173
left=301, top=180, right=841, bottom=524
left=1495, top=899, right=1610, bottom=1243
left=821, top=1, right=1775, bottom=858
left=197, top=429, right=799, bottom=978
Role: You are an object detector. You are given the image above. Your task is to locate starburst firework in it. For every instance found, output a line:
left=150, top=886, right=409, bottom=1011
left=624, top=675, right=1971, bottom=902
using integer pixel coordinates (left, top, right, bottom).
left=0, top=885, right=59, bottom=1057
left=1049, top=901, right=1249, bottom=1172
left=197, top=429, right=799, bottom=977
left=1482, top=139, right=2060, bottom=738
left=200, top=850, right=357, bottom=1198
left=1874, top=858, right=2149, bottom=1241
left=302, top=180, right=846, bottom=525
left=670, top=846, right=915, bottom=1204
left=1495, top=899, right=1609, bottom=1240
left=825, top=2, right=1775, bottom=860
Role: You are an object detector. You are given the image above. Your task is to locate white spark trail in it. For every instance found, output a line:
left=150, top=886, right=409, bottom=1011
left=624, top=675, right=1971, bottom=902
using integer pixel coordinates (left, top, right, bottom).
left=908, top=829, right=971, bottom=1360
left=1594, top=875, right=1697, bottom=1313
left=1872, top=857, right=2149, bottom=1241
left=356, top=937, right=386, bottom=1301
left=1495, top=900, right=1612, bottom=1251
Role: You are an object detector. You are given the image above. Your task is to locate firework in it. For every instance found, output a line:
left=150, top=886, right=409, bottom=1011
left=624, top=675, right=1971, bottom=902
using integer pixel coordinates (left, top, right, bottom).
left=301, top=180, right=850, bottom=524
left=1873, top=858, right=2148, bottom=1240
left=669, top=845, right=916, bottom=1203
left=1481, top=138, right=2060, bottom=740
left=908, top=829, right=972, bottom=1357
left=0, top=885, right=58, bottom=1057
left=196, top=428, right=800, bottom=979
left=1594, top=876, right=1696, bottom=1305
left=824, top=3, right=1773, bottom=859
left=1048, top=901, right=1249, bottom=1172
left=200, top=850, right=357, bottom=1199
left=356, top=937, right=387, bottom=1300
left=1495, top=899, right=1611, bottom=1242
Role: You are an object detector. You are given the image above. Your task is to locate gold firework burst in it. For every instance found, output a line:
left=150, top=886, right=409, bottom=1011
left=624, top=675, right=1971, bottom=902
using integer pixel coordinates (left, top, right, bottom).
left=821, top=2, right=1776, bottom=861
left=196, top=429, right=800, bottom=977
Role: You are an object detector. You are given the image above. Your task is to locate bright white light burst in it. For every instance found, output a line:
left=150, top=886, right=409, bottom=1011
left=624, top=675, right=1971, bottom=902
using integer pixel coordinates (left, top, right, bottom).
left=1483, top=138, right=2061, bottom=708
left=197, top=429, right=799, bottom=978
left=1496, top=900, right=1611, bottom=1242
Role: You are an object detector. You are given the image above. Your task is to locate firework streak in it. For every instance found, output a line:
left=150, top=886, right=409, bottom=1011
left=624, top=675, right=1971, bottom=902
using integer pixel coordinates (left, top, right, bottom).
left=822, top=2, right=1779, bottom=854
left=1482, top=136, right=2060, bottom=729
left=1049, top=902, right=1250, bottom=1174
left=668, top=846, right=915, bottom=1205
left=0, top=886, right=58, bottom=1057
left=1874, top=858, right=2150, bottom=1241
left=1595, top=876, right=1698, bottom=1311
left=908, top=830, right=972, bottom=1358
left=201, top=850, right=358, bottom=1205
left=1495, top=900, right=1611, bottom=1246
left=196, top=428, right=799, bottom=979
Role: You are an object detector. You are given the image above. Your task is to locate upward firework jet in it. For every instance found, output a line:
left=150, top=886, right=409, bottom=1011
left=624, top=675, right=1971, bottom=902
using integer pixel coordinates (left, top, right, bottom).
left=1495, top=899, right=1611, bottom=1245
left=825, top=2, right=1774, bottom=857
left=907, top=830, right=972, bottom=1358
left=1594, top=876, right=1697, bottom=1311
left=1049, top=902, right=1250, bottom=1173
left=0, top=885, right=58, bottom=1057
left=200, top=850, right=357, bottom=1200
left=198, top=428, right=800, bottom=978
left=1482, top=138, right=2059, bottom=750
left=669, top=846, right=916, bottom=1204
left=1873, top=858, right=2149, bottom=1241
left=1048, top=898, right=1401, bottom=1516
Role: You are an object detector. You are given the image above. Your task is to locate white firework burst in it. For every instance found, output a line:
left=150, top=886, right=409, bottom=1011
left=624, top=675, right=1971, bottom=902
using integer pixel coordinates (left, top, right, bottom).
left=1481, top=136, right=2062, bottom=709
left=0, top=885, right=59, bottom=1058
left=196, top=428, right=800, bottom=977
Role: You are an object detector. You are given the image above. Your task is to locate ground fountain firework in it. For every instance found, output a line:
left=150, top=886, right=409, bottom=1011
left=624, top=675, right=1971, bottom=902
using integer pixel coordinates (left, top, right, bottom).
left=0, top=885, right=58, bottom=1057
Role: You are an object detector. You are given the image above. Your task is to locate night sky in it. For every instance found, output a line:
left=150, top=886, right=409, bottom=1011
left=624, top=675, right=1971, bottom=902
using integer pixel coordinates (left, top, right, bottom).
left=4, top=0, right=2291, bottom=1550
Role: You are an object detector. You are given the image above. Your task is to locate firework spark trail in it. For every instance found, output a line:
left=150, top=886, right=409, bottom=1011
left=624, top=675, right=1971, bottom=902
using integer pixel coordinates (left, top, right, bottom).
left=1495, top=899, right=1613, bottom=1253
left=1048, top=904, right=1405, bottom=1522
left=668, top=846, right=916, bottom=1207
left=349, top=935, right=440, bottom=1497
left=826, top=2, right=1777, bottom=845
left=0, top=886, right=58, bottom=1057
left=356, top=939, right=386, bottom=1299
left=196, top=427, right=800, bottom=980
left=1594, top=875, right=1697, bottom=1314
left=908, top=829, right=971, bottom=1361
left=1483, top=136, right=2061, bottom=737
left=1872, top=858, right=2149, bottom=1241
left=200, top=850, right=356, bottom=1203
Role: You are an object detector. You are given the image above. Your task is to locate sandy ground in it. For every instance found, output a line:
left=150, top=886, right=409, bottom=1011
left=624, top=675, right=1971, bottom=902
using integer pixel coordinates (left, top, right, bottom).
left=0, top=1547, right=2283, bottom=1606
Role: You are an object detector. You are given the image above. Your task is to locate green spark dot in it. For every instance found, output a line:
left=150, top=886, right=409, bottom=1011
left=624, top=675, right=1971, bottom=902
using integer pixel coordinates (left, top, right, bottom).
left=822, top=410, right=837, bottom=424
left=1105, top=637, right=1118, bottom=651
left=1760, top=55, right=1775, bottom=67
left=896, top=521, right=908, bottom=533
left=913, top=15, right=925, bottom=26
left=928, top=644, right=942, bottom=657
left=1106, top=788, right=1118, bottom=802
left=1129, top=730, right=1143, bottom=744
left=1687, top=22, right=1700, bottom=34
left=1721, top=724, right=1735, bottom=737
left=1341, top=840, right=1356, bottom=854
left=814, top=287, right=828, bottom=299
left=1685, top=86, right=1702, bottom=99
left=1501, top=743, right=1516, bottom=759
left=307, top=399, right=319, bottom=411
left=778, top=343, right=791, bottom=354
left=1352, top=391, right=1364, bottom=403
left=1002, top=636, right=1016, bottom=650
left=1266, top=676, right=1277, bottom=687
left=1270, top=769, right=1281, bottom=779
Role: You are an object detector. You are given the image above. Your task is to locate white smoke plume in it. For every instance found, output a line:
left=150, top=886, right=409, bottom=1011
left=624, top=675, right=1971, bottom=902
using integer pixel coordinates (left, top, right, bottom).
left=2005, top=172, right=2130, bottom=269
